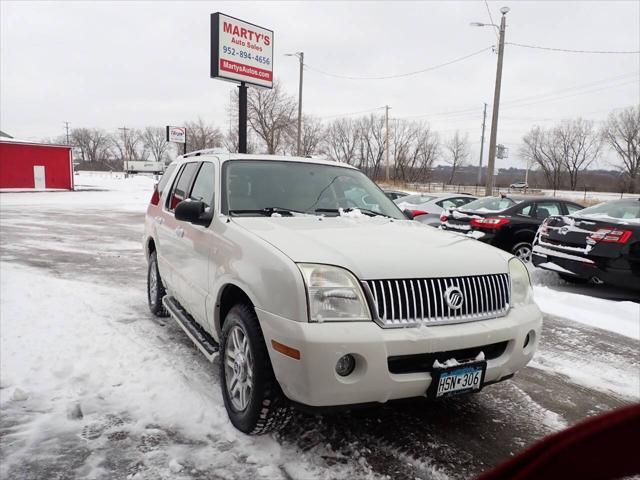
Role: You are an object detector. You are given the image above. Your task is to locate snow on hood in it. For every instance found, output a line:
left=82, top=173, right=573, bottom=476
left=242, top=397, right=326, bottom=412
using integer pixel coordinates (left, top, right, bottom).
left=574, top=212, right=640, bottom=225
left=231, top=216, right=510, bottom=279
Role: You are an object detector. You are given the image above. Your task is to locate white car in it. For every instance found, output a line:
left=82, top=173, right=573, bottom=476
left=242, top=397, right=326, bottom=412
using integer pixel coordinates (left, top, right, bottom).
left=143, top=152, right=541, bottom=434
left=510, top=181, right=528, bottom=190
left=395, top=192, right=477, bottom=226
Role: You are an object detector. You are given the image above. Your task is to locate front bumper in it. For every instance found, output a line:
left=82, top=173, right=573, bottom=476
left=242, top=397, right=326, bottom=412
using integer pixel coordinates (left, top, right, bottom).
left=257, top=304, right=541, bottom=407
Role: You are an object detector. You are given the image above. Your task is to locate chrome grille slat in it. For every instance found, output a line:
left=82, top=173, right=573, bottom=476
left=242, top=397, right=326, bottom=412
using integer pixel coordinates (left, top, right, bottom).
left=367, top=274, right=511, bottom=328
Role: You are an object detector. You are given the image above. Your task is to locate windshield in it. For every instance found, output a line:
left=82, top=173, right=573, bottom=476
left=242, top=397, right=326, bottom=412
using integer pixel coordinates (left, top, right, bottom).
left=573, top=199, right=640, bottom=223
left=222, top=160, right=405, bottom=219
left=460, top=196, right=520, bottom=212
left=394, top=194, right=436, bottom=205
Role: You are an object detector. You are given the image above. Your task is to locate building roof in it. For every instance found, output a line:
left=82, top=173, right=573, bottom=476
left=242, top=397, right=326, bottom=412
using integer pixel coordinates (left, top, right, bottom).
left=0, top=137, right=72, bottom=149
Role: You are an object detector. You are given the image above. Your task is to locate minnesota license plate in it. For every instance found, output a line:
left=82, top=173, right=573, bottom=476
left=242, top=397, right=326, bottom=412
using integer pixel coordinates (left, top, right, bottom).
left=430, top=362, right=486, bottom=399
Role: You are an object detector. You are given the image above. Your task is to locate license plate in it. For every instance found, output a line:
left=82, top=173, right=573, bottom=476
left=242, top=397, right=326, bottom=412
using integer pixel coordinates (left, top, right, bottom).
left=430, top=362, right=486, bottom=399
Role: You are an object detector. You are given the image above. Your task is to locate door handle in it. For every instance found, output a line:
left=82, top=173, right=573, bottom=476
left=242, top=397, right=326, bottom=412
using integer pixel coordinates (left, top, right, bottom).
left=175, top=227, right=184, bottom=238
left=155, top=216, right=164, bottom=225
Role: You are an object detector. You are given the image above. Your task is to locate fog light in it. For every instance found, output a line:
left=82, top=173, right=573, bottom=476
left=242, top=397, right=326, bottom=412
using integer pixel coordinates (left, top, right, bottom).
left=335, top=354, right=356, bottom=377
left=523, top=330, right=535, bottom=349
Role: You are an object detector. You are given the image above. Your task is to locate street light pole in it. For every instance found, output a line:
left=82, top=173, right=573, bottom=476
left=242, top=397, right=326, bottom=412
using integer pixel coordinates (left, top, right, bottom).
left=478, top=103, right=487, bottom=186
left=286, top=52, right=304, bottom=156
left=485, top=7, right=509, bottom=196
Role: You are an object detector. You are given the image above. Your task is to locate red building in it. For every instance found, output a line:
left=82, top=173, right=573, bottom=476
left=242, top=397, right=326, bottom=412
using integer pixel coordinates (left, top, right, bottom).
left=0, top=139, right=74, bottom=190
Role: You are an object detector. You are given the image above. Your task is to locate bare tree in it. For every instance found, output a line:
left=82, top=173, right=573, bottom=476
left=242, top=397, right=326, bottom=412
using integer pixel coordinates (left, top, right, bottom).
left=356, top=115, right=386, bottom=178
left=184, top=118, right=224, bottom=153
left=321, top=118, right=361, bottom=165
left=555, top=118, right=601, bottom=190
left=295, top=115, right=324, bottom=157
left=111, top=128, right=148, bottom=169
left=443, top=131, right=469, bottom=184
left=602, top=105, right=640, bottom=192
left=521, top=126, right=565, bottom=191
left=142, top=127, right=171, bottom=163
left=71, top=128, right=112, bottom=164
left=222, top=125, right=258, bottom=154
left=239, top=79, right=296, bottom=154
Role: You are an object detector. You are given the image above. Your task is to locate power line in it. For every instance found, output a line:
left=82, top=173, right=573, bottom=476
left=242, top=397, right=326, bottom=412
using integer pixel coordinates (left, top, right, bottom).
left=303, top=46, right=492, bottom=80
left=501, top=79, right=638, bottom=110
left=507, top=42, right=640, bottom=54
left=484, top=0, right=499, bottom=40
left=319, top=106, right=386, bottom=119
left=501, top=71, right=639, bottom=107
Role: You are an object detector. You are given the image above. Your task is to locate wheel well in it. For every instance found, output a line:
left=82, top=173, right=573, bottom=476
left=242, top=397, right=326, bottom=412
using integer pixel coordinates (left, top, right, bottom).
left=146, top=238, right=156, bottom=258
left=217, top=284, right=254, bottom=333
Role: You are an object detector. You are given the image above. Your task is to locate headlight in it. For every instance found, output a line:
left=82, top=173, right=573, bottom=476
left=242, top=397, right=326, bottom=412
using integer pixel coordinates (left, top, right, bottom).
left=509, top=257, right=533, bottom=306
left=298, top=264, right=371, bottom=322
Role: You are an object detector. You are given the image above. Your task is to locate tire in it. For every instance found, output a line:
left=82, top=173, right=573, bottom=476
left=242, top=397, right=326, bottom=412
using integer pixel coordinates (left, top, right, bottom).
left=558, top=273, right=590, bottom=284
left=219, top=304, right=292, bottom=435
left=147, top=251, right=168, bottom=317
left=511, top=242, right=533, bottom=263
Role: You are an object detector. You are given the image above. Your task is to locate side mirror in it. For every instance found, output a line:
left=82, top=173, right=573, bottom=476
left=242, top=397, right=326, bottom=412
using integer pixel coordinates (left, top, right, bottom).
left=175, top=200, right=213, bottom=227
left=403, top=209, right=414, bottom=220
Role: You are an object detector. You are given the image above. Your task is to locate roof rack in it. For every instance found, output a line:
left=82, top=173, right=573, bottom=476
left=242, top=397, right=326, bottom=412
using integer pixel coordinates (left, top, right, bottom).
left=183, top=148, right=229, bottom=158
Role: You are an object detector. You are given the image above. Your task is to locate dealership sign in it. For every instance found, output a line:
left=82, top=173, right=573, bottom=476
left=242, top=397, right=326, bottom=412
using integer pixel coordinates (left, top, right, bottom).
left=166, top=126, right=186, bottom=144
left=210, top=13, right=274, bottom=89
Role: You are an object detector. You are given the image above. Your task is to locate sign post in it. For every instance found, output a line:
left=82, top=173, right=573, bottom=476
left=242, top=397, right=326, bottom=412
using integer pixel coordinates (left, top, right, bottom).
left=166, top=126, right=187, bottom=156
left=210, top=12, right=274, bottom=154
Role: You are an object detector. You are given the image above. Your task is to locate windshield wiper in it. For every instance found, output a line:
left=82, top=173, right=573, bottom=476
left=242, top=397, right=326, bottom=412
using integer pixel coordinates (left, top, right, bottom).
left=229, top=207, right=305, bottom=217
left=315, top=207, right=391, bottom=218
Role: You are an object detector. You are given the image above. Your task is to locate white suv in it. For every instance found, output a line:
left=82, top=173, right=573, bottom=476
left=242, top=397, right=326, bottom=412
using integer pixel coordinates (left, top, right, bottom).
left=143, top=152, right=541, bottom=434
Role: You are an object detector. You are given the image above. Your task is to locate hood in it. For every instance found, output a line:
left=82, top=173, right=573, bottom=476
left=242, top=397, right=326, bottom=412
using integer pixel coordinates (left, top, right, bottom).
left=231, top=216, right=511, bottom=280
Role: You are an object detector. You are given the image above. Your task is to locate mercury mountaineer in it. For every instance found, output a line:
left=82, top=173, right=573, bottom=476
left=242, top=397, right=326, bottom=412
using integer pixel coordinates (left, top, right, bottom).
left=143, top=151, right=541, bottom=434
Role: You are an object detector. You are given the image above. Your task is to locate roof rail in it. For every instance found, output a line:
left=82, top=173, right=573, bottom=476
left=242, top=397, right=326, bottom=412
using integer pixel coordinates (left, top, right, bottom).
left=183, top=148, right=229, bottom=158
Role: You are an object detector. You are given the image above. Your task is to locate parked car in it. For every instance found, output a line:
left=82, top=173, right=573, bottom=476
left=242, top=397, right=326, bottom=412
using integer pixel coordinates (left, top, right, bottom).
left=383, top=189, right=410, bottom=201
left=144, top=152, right=541, bottom=434
left=510, top=181, right=528, bottom=190
left=395, top=192, right=477, bottom=226
left=440, top=195, right=584, bottom=262
left=532, top=198, right=640, bottom=290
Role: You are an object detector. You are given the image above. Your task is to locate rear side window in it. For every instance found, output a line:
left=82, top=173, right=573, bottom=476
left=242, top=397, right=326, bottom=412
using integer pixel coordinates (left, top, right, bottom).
left=189, top=162, right=215, bottom=208
left=535, top=202, right=562, bottom=219
left=167, top=162, right=200, bottom=212
left=437, top=197, right=473, bottom=209
left=156, top=163, right=177, bottom=195
left=566, top=203, right=583, bottom=215
left=515, top=204, right=533, bottom=217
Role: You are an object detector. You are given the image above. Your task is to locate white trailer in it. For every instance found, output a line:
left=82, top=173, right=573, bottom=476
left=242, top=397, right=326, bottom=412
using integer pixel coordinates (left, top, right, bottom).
left=125, top=161, right=166, bottom=175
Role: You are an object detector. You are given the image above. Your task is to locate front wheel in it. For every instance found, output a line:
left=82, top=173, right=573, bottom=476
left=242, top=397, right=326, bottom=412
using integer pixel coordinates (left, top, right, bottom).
left=147, top=251, right=168, bottom=317
left=220, top=304, right=292, bottom=434
left=511, top=242, right=533, bottom=263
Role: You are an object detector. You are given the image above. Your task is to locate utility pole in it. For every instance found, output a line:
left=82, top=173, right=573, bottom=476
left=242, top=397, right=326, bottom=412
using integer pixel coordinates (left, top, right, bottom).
left=296, top=52, right=304, bottom=156
left=485, top=7, right=509, bottom=196
left=385, top=105, right=391, bottom=182
left=64, top=121, right=71, bottom=145
left=477, top=103, right=487, bottom=186
left=286, top=52, right=305, bottom=156
left=118, top=126, right=129, bottom=176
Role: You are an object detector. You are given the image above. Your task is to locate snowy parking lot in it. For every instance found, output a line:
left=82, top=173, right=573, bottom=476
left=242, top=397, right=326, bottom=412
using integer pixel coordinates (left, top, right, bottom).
left=1, top=172, right=639, bottom=480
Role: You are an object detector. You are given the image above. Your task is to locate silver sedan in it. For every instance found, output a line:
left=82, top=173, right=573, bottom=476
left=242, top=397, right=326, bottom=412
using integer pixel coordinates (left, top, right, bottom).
left=395, top=192, right=478, bottom=226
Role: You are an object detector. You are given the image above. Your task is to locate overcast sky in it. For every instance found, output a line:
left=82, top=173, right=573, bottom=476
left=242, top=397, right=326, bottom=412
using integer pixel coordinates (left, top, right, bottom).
left=1, top=1, right=638, bottom=169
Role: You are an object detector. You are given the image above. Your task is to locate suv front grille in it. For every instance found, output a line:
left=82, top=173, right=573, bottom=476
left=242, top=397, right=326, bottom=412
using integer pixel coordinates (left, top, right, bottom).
left=364, top=274, right=510, bottom=328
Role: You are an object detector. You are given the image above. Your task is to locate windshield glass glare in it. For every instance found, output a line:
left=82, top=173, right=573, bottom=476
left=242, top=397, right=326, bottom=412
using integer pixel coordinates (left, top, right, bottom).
left=223, top=160, right=405, bottom=219
left=574, top=199, right=640, bottom=222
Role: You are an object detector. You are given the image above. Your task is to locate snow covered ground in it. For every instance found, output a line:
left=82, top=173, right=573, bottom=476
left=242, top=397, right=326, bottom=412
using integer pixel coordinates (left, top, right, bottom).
left=1, top=171, right=638, bottom=480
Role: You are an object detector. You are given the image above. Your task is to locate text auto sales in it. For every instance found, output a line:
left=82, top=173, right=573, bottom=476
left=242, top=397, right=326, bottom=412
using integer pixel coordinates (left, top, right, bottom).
left=224, top=21, right=271, bottom=52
